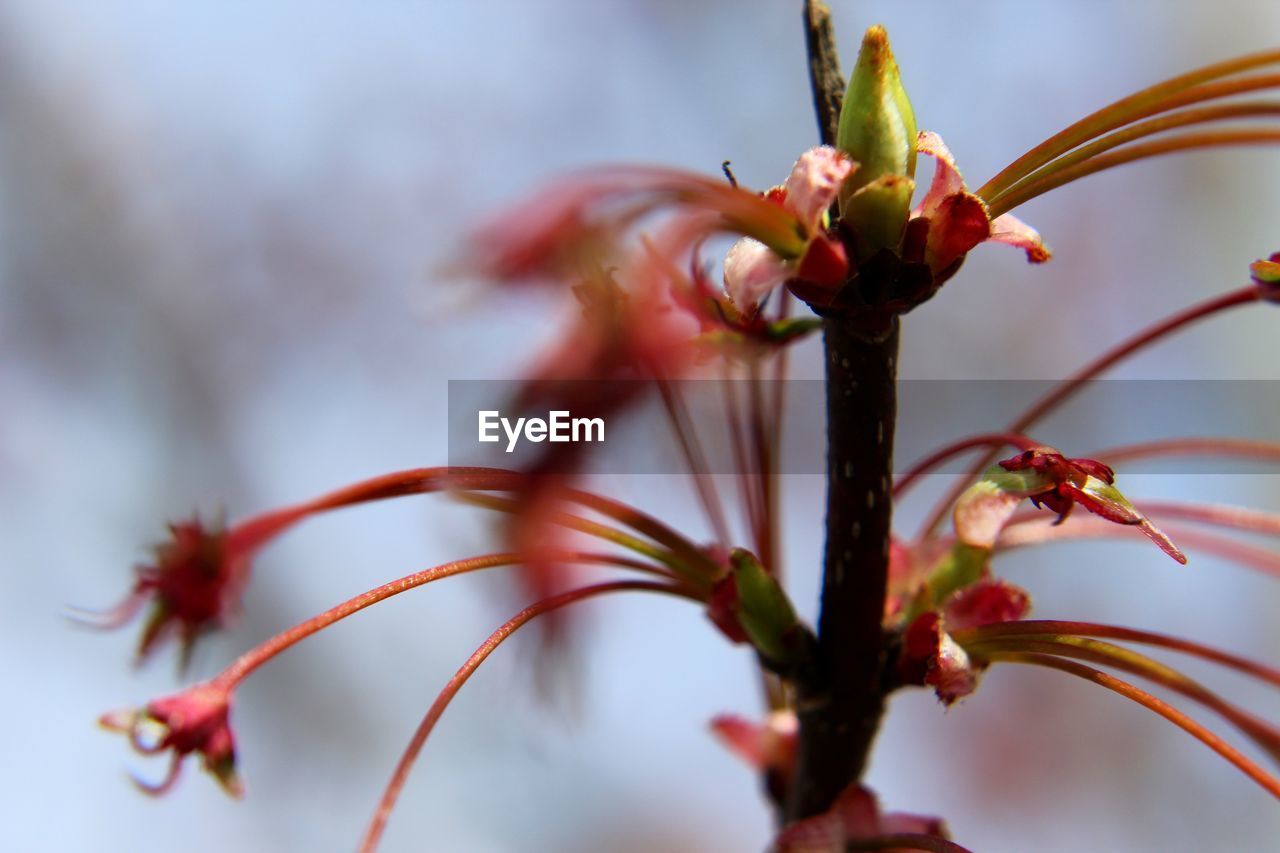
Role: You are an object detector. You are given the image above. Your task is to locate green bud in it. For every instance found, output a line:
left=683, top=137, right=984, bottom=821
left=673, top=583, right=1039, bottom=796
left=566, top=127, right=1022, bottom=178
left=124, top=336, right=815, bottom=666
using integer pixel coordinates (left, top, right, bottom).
left=729, top=548, right=798, bottom=664
left=840, top=174, right=915, bottom=254
left=837, top=26, right=918, bottom=250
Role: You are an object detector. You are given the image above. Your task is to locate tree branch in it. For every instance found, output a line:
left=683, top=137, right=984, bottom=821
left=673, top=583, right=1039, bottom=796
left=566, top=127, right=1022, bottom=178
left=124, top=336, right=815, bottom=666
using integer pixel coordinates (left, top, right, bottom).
left=804, top=0, right=844, bottom=145
left=786, top=1, right=900, bottom=823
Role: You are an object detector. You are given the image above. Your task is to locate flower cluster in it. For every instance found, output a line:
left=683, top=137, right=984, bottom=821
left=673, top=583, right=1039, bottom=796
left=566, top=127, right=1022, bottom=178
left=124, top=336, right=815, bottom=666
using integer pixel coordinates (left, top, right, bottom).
left=85, top=15, right=1280, bottom=852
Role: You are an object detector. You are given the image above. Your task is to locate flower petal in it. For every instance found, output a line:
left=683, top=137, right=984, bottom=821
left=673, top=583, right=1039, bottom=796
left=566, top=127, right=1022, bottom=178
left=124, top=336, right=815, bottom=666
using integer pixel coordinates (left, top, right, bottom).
left=914, top=131, right=967, bottom=218
left=990, top=212, right=1052, bottom=263
left=900, top=613, right=982, bottom=705
left=953, top=480, right=1031, bottom=550
left=794, top=235, right=849, bottom=289
left=924, top=193, right=991, bottom=271
left=709, top=710, right=798, bottom=773
left=724, top=238, right=791, bottom=311
left=782, top=146, right=856, bottom=233
left=941, top=578, right=1032, bottom=631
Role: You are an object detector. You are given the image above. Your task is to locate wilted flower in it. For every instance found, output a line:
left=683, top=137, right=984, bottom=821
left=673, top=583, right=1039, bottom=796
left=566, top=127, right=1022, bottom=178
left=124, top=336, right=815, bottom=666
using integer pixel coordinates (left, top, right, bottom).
left=100, top=681, right=241, bottom=797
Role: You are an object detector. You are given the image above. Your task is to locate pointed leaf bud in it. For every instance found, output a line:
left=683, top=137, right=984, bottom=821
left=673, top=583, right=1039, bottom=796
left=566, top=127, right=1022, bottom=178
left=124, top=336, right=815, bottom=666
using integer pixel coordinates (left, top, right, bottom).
left=836, top=26, right=917, bottom=249
left=729, top=548, right=799, bottom=665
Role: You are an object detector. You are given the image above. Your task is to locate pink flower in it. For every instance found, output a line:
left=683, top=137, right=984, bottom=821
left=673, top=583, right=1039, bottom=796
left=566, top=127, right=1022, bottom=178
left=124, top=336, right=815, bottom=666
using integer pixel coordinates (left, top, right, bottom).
left=100, top=681, right=241, bottom=796
left=722, top=146, right=854, bottom=311
left=775, top=783, right=953, bottom=853
left=710, top=710, right=798, bottom=802
left=910, top=131, right=1051, bottom=274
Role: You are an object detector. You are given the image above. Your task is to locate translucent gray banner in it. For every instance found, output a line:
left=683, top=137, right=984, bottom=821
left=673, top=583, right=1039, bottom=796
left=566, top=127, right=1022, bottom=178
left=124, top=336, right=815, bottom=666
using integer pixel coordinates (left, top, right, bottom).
left=447, top=380, right=1280, bottom=475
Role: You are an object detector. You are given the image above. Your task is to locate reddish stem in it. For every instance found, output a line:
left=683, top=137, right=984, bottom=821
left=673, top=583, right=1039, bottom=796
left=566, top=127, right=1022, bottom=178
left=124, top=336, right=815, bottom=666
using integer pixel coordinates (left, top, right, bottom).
left=989, top=652, right=1280, bottom=799
left=964, top=635, right=1280, bottom=762
left=988, top=127, right=1280, bottom=218
left=1092, top=436, right=1280, bottom=467
left=358, top=579, right=693, bottom=852
left=656, top=378, right=732, bottom=546
left=997, top=514, right=1280, bottom=577
left=953, top=620, right=1280, bottom=688
left=988, top=101, right=1280, bottom=211
left=1131, top=501, right=1280, bottom=536
left=748, top=355, right=778, bottom=574
left=893, top=432, right=1039, bottom=498
left=918, top=285, right=1262, bottom=541
left=722, top=365, right=764, bottom=542
left=226, top=466, right=718, bottom=578
left=977, top=58, right=1280, bottom=201
left=216, top=553, right=676, bottom=687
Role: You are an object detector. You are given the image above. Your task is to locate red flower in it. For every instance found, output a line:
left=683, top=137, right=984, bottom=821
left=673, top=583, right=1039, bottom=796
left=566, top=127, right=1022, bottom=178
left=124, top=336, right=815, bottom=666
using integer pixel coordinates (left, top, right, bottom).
left=997, top=447, right=1118, bottom=524
left=80, top=518, right=247, bottom=668
left=100, top=681, right=241, bottom=796
left=952, top=444, right=1186, bottom=563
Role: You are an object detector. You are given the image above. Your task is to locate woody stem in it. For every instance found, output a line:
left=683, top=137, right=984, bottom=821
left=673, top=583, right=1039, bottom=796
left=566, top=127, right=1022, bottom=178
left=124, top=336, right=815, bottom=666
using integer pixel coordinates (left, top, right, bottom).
left=785, top=0, right=901, bottom=823
left=788, top=316, right=900, bottom=821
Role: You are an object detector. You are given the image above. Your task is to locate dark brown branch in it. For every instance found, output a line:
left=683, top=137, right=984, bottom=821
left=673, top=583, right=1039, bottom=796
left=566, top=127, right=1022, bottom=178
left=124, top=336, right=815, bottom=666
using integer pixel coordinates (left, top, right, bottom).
left=785, top=1, right=900, bottom=824
left=804, top=0, right=844, bottom=145
left=787, top=319, right=898, bottom=821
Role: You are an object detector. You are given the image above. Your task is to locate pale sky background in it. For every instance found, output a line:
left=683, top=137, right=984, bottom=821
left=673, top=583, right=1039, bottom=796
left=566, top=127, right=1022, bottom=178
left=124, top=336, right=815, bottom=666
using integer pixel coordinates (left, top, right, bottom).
left=3, top=1, right=1280, bottom=851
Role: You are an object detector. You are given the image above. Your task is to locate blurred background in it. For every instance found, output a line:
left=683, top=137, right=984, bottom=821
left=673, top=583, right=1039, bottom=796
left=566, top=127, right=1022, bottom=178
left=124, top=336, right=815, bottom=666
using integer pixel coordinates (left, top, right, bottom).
left=3, top=1, right=1279, bottom=850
